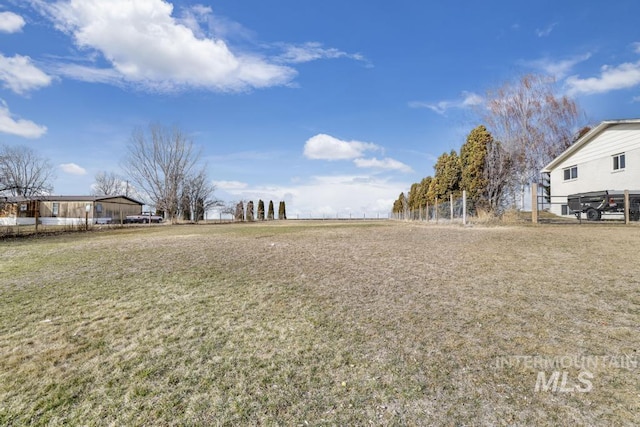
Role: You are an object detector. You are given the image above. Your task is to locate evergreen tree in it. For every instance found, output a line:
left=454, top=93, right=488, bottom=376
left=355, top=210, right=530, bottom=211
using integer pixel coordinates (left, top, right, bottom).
left=392, top=192, right=408, bottom=218
left=392, top=192, right=404, bottom=216
left=267, top=200, right=275, bottom=220
left=407, top=182, right=420, bottom=212
left=417, top=176, right=433, bottom=206
left=246, top=201, right=254, bottom=221
left=431, top=150, right=461, bottom=200
left=460, top=125, right=491, bottom=206
left=257, top=199, right=265, bottom=220
left=278, top=201, right=287, bottom=219
left=235, top=201, right=244, bottom=221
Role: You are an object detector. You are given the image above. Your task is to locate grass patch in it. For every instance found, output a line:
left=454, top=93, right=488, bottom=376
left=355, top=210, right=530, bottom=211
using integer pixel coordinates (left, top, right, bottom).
left=1, top=221, right=639, bottom=425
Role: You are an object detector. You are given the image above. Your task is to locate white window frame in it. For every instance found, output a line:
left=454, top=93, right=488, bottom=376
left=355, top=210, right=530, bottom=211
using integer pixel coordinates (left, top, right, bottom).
left=563, top=165, right=578, bottom=181
left=612, top=153, right=625, bottom=171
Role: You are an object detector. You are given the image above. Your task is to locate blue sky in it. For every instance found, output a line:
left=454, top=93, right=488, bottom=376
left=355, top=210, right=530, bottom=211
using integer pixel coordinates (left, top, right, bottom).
left=2, top=0, right=640, bottom=217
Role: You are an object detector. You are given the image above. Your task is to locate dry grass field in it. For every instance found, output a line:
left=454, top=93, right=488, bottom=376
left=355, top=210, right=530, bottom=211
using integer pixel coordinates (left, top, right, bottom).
left=1, top=221, right=639, bottom=426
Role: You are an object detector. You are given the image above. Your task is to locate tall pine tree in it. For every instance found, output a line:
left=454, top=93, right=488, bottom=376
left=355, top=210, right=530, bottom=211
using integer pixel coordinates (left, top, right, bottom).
left=267, top=200, right=275, bottom=220
left=257, top=199, right=265, bottom=220
left=278, top=201, right=287, bottom=219
left=460, top=125, right=491, bottom=207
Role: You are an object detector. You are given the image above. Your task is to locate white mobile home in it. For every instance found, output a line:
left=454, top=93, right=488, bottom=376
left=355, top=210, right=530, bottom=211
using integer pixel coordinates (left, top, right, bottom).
left=0, top=195, right=143, bottom=226
left=541, top=119, right=640, bottom=217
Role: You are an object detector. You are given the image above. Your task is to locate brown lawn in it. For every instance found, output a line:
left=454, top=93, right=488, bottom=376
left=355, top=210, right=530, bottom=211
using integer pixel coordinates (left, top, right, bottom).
left=1, top=221, right=639, bottom=425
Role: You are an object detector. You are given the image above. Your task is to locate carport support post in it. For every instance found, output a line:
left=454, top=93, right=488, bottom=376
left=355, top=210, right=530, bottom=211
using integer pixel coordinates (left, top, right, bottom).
left=625, top=189, right=630, bottom=225
left=531, top=183, right=538, bottom=224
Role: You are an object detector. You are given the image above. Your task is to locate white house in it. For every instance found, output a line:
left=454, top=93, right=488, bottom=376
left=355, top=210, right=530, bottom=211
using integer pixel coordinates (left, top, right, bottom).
left=541, top=119, right=640, bottom=217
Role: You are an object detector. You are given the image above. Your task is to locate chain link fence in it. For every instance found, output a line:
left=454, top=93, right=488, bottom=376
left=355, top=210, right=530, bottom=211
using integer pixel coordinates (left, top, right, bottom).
left=391, top=193, right=469, bottom=224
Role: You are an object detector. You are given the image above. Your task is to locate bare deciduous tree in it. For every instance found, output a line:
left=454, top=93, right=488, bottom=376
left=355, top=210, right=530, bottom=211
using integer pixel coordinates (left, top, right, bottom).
left=122, top=124, right=201, bottom=222
left=482, top=140, right=513, bottom=213
left=0, top=144, right=55, bottom=197
left=219, top=202, right=237, bottom=220
left=92, top=171, right=126, bottom=196
left=180, top=168, right=221, bottom=221
left=484, top=74, right=579, bottom=208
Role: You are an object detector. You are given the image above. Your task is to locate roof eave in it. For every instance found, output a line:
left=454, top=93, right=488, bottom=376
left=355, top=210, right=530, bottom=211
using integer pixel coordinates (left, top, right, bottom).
left=541, top=119, right=640, bottom=173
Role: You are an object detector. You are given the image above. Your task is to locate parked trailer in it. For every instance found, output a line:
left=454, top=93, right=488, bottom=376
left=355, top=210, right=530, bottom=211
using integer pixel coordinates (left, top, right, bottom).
left=567, top=190, right=640, bottom=221
left=125, top=213, right=163, bottom=224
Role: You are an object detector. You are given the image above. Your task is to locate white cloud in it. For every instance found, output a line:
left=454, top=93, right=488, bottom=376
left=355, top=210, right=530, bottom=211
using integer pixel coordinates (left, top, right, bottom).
left=0, top=54, right=53, bottom=94
left=60, top=163, right=87, bottom=175
left=35, top=0, right=296, bottom=92
left=524, top=53, right=592, bottom=79
left=50, top=63, right=121, bottom=86
left=215, top=174, right=407, bottom=217
left=213, top=180, right=249, bottom=191
left=0, top=100, right=47, bottom=138
left=461, top=92, right=483, bottom=107
left=410, top=91, right=483, bottom=115
left=304, top=134, right=380, bottom=160
left=566, top=61, right=640, bottom=95
left=177, top=4, right=213, bottom=38
left=535, top=22, right=558, bottom=37
left=0, top=11, right=25, bottom=33
left=276, top=42, right=368, bottom=65
left=354, top=157, right=413, bottom=173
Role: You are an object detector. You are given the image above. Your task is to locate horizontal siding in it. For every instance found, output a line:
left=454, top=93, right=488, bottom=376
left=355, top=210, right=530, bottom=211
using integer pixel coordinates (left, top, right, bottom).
left=551, top=149, right=640, bottom=195
left=555, top=124, right=640, bottom=169
left=548, top=123, right=640, bottom=216
left=98, top=201, right=141, bottom=221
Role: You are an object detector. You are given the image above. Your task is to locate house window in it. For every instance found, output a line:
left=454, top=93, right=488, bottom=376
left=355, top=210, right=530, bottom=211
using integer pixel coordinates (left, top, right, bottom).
left=52, top=202, right=59, bottom=217
left=96, top=203, right=103, bottom=214
left=613, top=153, right=625, bottom=171
left=561, top=205, right=568, bottom=215
left=563, top=165, right=578, bottom=181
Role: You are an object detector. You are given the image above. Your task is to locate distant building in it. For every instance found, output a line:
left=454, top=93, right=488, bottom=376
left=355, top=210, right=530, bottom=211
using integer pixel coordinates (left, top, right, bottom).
left=542, top=119, right=640, bottom=217
left=0, top=195, right=143, bottom=226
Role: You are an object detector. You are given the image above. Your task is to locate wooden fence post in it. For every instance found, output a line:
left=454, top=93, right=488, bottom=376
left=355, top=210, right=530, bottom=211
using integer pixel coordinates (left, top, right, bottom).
left=625, top=189, right=630, bottom=225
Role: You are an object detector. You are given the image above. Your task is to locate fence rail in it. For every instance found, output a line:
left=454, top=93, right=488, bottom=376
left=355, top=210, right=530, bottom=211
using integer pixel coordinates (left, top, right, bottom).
left=532, top=184, right=639, bottom=225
